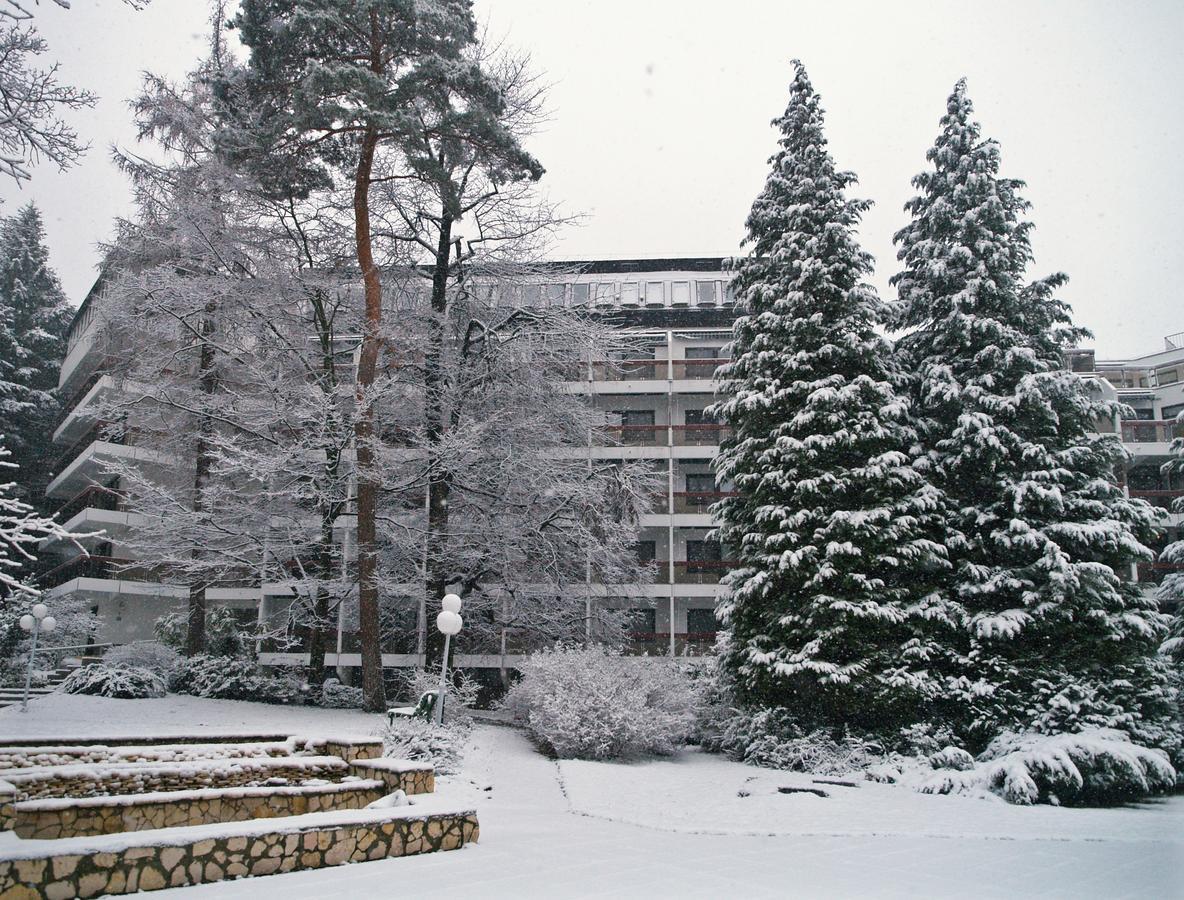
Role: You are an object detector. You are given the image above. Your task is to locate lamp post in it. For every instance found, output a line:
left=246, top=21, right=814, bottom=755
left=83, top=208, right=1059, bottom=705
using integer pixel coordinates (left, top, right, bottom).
left=19, top=603, right=57, bottom=713
left=435, top=593, right=463, bottom=725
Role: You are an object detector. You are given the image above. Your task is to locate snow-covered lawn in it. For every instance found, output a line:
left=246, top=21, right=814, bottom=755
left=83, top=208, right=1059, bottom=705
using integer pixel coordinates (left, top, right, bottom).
left=2, top=695, right=1181, bottom=898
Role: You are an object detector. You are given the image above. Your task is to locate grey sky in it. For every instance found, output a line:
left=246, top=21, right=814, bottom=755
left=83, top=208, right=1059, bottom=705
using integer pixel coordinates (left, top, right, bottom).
left=4, top=0, right=1181, bottom=358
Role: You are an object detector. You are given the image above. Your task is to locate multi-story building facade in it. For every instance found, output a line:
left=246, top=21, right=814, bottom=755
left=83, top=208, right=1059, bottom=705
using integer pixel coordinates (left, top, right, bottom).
left=39, top=259, right=742, bottom=671
left=1067, top=333, right=1184, bottom=590
left=38, top=262, right=1183, bottom=670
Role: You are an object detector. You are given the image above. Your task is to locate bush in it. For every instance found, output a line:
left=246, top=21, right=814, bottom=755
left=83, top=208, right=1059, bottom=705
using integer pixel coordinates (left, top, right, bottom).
left=104, top=642, right=180, bottom=677
left=501, top=643, right=697, bottom=759
left=168, top=655, right=300, bottom=705
left=710, top=706, right=893, bottom=775
left=155, top=607, right=250, bottom=658
left=59, top=664, right=166, bottom=699
left=920, top=728, right=1177, bottom=806
left=320, top=677, right=364, bottom=709
left=381, top=717, right=470, bottom=775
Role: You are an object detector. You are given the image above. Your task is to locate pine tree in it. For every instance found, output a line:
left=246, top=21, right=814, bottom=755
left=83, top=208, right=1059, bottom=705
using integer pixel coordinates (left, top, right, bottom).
left=711, top=62, right=949, bottom=732
left=0, top=202, right=72, bottom=508
left=892, top=80, right=1177, bottom=753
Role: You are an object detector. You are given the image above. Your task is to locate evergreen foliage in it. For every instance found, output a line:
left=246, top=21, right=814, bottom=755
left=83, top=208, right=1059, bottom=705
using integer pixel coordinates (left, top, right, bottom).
left=710, top=62, right=947, bottom=731
left=0, top=203, right=72, bottom=506
left=891, top=80, right=1176, bottom=753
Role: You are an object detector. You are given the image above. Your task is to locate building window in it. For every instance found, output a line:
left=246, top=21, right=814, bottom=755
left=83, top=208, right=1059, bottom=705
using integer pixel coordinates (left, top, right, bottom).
left=684, top=409, right=715, bottom=426
left=1158, top=369, right=1179, bottom=386
left=685, top=539, right=721, bottom=574
left=619, top=282, right=640, bottom=306
left=645, top=281, right=665, bottom=307
left=542, top=283, right=566, bottom=306
left=671, top=281, right=690, bottom=306
left=629, top=607, right=657, bottom=637
left=634, top=540, right=656, bottom=563
left=612, top=409, right=656, bottom=444
left=686, top=473, right=716, bottom=493
left=571, top=283, right=590, bottom=305
left=686, top=607, right=717, bottom=635
left=695, top=281, right=717, bottom=306
left=594, top=282, right=616, bottom=305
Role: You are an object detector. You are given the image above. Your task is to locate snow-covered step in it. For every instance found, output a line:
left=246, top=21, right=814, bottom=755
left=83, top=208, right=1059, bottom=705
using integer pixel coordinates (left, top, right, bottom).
left=0, top=804, right=479, bottom=897
left=11, top=779, right=390, bottom=839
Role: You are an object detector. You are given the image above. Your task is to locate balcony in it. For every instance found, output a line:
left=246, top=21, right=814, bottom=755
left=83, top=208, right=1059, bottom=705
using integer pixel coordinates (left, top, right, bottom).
left=653, top=560, right=736, bottom=585
left=52, top=373, right=112, bottom=443
left=602, top=424, right=666, bottom=447
left=568, top=357, right=730, bottom=383
left=625, top=631, right=718, bottom=655
left=1129, top=489, right=1183, bottom=511
left=672, top=490, right=734, bottom=514
left=40, top=555, right=155, bottom=589
left=1136, top=562, right=1184, bottom=586
left=56, top=484, right=124, bottom=521
left=673, top=424, right=732, bottom=446
left=1121, top=420, right=1182, bottom=444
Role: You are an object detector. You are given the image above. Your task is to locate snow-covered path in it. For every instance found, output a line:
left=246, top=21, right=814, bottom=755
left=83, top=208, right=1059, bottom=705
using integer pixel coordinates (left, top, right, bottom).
left=152, top=725, right=1181, bottom=900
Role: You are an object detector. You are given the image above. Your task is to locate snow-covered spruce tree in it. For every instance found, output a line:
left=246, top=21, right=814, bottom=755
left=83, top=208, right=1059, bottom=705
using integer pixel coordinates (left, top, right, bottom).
left=1158, top=410, right=1184, bottom=762
left=0, top=202, right=73, bottom=508
left=892, top=80, right=1176, bottom=754
left=709, top=62, right=949, bottom=733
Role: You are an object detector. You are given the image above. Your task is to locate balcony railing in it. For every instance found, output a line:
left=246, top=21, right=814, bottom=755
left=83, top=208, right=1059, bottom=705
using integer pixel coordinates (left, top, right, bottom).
left=49, top=424, right=127, bottom=478
left=602, top=424, right=667, bottom=447
left=1121, top=420, right=1184, bottom=443
left=1128, top=489, right=1184, bottom=511
left=672, top=424, right=732, bottom=446
left=567, top=357, right=731, bottom=382
left=625, top=631, right=718, bottom=655
left=55, top=485, right=124, bottom=522
left=672, top=490, right=734, bottom=513
left=1136, top=562, right=1184, bottom=586
left=651, top=559, right=736, bottom=584
left=40, top=555, right=149, bottom=588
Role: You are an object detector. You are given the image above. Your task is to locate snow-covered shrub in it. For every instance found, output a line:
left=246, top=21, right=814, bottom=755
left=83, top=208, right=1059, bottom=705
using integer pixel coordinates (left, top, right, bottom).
left=920, top=728, right=1176, bottom=806
left=502, top=643, right=697, bottom=759
left=155, top=607, right=250, bottom=658
left=59, top=663, right=166, bottom=699
left=319, top=677, right=363, bottom=709
left=717, top=708, right=892, bottom=775
left=928, top=746, right=974, bottom=771
left=103, top=641, right=180, bottom=677
left=168, top=654, right=299, bottom=704
left=381, top=717, right=470, bottom=776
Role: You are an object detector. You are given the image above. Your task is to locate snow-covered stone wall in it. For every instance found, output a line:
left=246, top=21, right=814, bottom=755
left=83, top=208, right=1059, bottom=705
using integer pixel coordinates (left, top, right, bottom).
left=0, top=808, right=479, bottom=897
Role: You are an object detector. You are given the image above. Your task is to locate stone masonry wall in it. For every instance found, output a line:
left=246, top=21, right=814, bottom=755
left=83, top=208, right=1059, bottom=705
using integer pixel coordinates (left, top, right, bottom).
left=0, top=810, right=479, bottom=899
left=0, top=743, right=295, bottom=772
left=347, top=761, right=434, bottom=795
left=12, top=782, right=388, bottom=840
left=3, top=757, right=348, bottom=805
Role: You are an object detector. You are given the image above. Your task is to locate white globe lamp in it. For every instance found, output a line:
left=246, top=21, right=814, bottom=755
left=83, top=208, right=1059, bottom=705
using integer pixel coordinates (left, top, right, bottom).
left=441, top=593, right=462, bottom=614
left=434, top=596, right=465, bottom=725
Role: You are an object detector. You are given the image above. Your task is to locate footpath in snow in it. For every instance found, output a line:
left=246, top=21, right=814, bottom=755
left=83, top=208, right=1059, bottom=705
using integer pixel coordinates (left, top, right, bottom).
left=2, top=696, right=1181, bottom=898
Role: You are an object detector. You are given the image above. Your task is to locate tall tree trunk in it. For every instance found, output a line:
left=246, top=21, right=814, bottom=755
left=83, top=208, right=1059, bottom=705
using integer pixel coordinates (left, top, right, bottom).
left=423, top=218, right=453, bottom=671
left=352, top=124, right=387, bottom=712
left=185, top=303, right=219, bottom=656
left=306, top=516, right=334, bottom=688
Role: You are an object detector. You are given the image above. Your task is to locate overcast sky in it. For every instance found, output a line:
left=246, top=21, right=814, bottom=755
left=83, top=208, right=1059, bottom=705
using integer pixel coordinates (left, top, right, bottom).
left=4, top=0, right=1181, bottom=358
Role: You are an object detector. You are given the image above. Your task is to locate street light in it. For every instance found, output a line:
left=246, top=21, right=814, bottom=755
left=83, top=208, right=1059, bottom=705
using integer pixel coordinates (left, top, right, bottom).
left=435, top=593, right=463, bottom=725
left=19, top=602, right=57, bottom=713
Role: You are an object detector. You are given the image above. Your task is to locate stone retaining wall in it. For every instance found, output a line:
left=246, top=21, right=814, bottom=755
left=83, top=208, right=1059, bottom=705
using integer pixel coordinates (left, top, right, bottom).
left=307, top=739, right=383, bottom=763
left=0, top=742, right=297, bottom=772
left=12, top=781, right=388, bottom=840
left=0, top=809, right=479, bottom=899
left=0, top=735, right=290, bottom=749
left=2, top=757, right=348, bottom=806
left=348, top=760, right=434, bottom=795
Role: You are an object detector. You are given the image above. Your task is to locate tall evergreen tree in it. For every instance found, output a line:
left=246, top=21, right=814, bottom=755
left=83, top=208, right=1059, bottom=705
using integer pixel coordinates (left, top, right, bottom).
left=711, top=62, right=949, bottom=732
left=0, top=202, right=72, bottom=508
left=892, top=80, right=1176, bottom=753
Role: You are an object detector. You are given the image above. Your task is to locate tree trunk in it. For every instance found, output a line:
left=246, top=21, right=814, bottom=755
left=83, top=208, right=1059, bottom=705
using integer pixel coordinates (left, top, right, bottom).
left=306, top=519, right=334, bottom=688
left=352, top=123, right=387, bottom=712
left=422, top=217, right=453, bottom=671
left=185, top=302, right=219, bottom=657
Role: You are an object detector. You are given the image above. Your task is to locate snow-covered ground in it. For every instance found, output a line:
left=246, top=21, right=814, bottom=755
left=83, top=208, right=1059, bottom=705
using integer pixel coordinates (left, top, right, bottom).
left=2, top=695, right=1181, bottom=898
